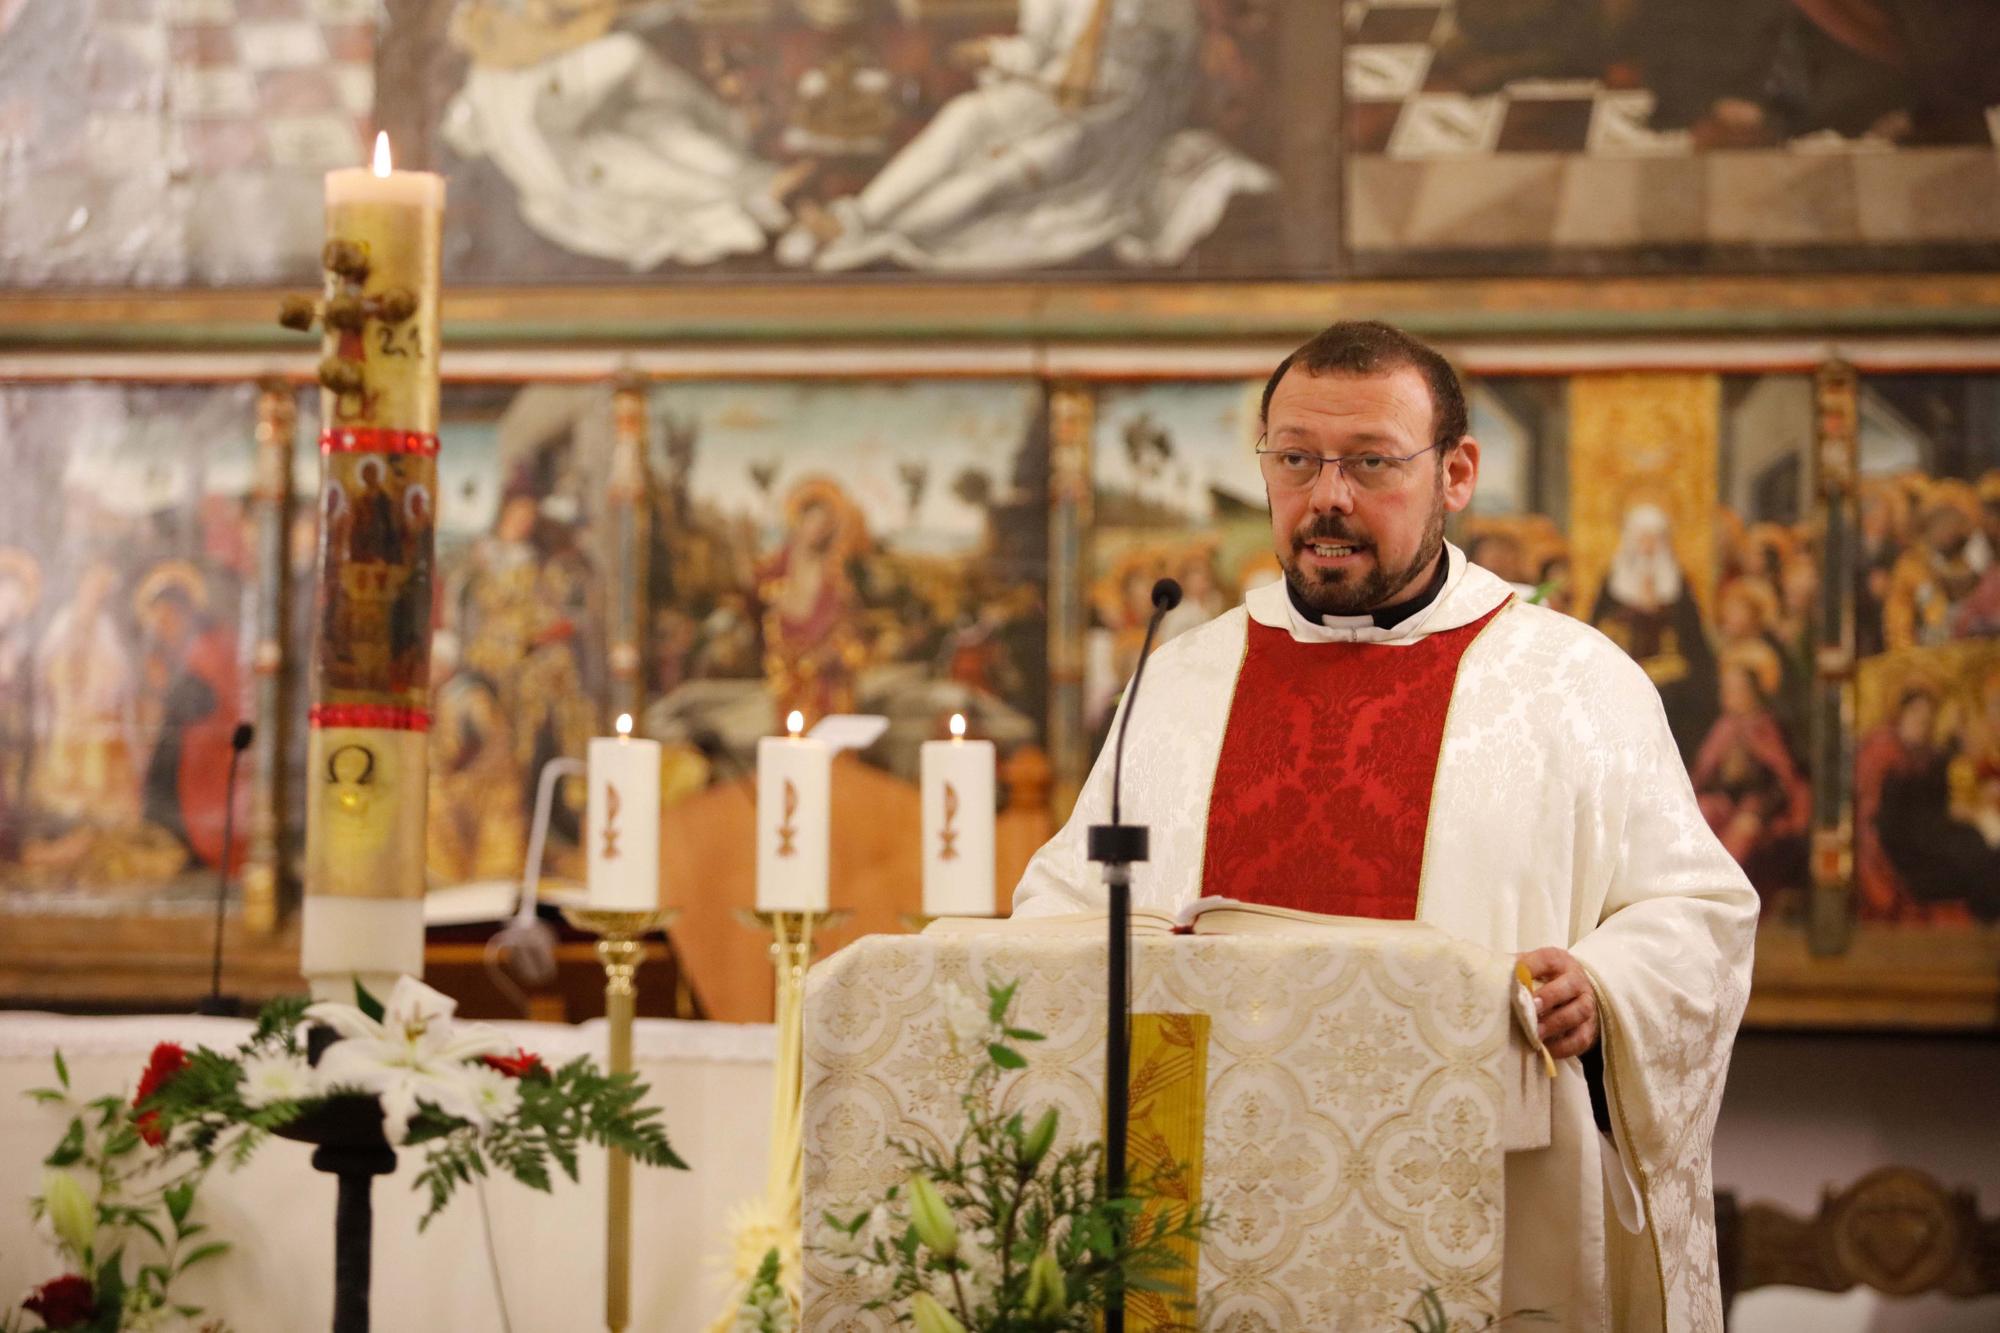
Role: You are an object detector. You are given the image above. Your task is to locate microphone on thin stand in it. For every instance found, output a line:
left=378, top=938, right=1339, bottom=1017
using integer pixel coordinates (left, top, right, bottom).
left=196, top=722, right=256, bottom=1018
left=1087, top=576, right=1180, bottom=1333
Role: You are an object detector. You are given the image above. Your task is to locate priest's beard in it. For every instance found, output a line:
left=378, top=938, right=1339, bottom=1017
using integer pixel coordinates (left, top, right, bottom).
left=1280, top=484, right=1447, bottom=618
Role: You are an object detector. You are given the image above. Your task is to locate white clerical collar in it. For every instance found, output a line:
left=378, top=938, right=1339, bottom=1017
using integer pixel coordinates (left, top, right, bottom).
left=1246, top=543, right=1513, bottom=645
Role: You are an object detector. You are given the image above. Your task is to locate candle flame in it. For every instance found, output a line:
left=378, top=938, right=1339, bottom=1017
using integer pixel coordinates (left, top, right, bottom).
left=372, top=131, right=392, bottom=177
left=786, top=710, right=805, bottom=737
left=949, top=713, right=966, bottom=739
left=616, top=713, right=632, bottom=737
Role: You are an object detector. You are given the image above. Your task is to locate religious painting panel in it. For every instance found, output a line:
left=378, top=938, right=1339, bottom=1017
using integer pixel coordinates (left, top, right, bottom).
left=1558, top=372, right=1822, bottom=922
left=394, top=0, right=1316, bottom=284
left=1850, top=373, right=2000, bottom=930
left=1342, top=0, right=2000, bottom=274
left=641, top=377, right=1049, bottom=791
left=0, top=0, right=376, bottom=288
left=422, top=383, right=615, bottom=893
left=0, top=382, right=262, bottom=914
left=1085, top=379, right=1268, bottom=750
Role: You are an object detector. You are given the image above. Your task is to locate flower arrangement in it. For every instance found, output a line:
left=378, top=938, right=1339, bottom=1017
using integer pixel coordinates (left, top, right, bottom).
left=137, top=972, right=688, bottom=1216
left=3, top=1053, right=229, bottom=1333
left=730, top=1247, right=794, bottom=1333
left=108, top=977, right=684, bottom=1227
left=819, top=980, right=1208, bottom=1333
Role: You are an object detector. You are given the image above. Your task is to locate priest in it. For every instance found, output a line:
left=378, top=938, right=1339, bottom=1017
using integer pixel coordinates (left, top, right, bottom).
left=1014, top=321, right=1757, bottom=1332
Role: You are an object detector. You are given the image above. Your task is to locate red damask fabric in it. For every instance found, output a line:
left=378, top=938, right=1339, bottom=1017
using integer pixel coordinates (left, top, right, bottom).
left=1201, top=604, right=1508, bottom=918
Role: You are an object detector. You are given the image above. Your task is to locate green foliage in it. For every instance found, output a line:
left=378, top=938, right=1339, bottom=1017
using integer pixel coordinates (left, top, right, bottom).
left=822, top=980, right=1208, bottom=1333
left=732, top=1246, right=795, bottom=1333
left=5, top=1055, right=230, bottom=1333
left=1397, top=1287, right=1554, bottom=1332
left=408, top=1054, right=688, bottom=1230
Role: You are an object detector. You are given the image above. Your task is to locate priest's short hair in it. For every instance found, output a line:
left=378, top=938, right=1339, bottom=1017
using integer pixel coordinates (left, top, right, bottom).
left=1260, top=320, right=1468, bottom=457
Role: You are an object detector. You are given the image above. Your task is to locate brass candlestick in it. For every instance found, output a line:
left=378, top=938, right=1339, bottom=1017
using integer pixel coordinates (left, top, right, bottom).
left=706, top=909, right=847, bottom=1331
left=562, top=906, right=679, bottom=1333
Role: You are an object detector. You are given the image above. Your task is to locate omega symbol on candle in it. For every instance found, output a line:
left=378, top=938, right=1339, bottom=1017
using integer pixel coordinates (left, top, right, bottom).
left=601, top=783, right=622, bottom=860
left=940, top=782, right=960, bottom=861
left=777, top=779, right=799, bottom=858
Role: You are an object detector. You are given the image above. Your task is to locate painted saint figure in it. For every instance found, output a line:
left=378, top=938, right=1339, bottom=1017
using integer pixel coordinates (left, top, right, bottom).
left=28, top=560, right=141, bottom=827
left=779, top=0, right=1276, bottom=272
left=134, top=563, right=242, bottom=871
left=1691, top=640, right=1809, bottom=908
left=1588, top=501, right=1719, bottom=762
left=441, top=0, right=801, bottom=269
left=759, top=479, right=868, bottom=726
left=0, top=549, right=41, bottom=858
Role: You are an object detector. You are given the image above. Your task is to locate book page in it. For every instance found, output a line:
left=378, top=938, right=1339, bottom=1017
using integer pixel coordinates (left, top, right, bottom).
left=922, top=907, right=1177, bottom=937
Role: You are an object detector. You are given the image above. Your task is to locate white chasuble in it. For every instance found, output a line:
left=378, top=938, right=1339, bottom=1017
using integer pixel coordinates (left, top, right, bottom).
left=1014, top=543, right=1758, bottom=1332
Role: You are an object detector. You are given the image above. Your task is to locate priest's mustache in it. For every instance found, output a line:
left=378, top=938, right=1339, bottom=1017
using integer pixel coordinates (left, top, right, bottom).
left=1294, top=520, right=1372, bottom=549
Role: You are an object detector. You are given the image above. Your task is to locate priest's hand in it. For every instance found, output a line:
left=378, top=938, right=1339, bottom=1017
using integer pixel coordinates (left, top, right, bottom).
left=1517, top=946, right=1599, bottom=1060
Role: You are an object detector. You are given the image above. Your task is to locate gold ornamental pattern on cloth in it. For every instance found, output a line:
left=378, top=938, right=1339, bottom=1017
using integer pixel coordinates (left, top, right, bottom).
left=297, top=170, right=444, bottom=984
left=800, top=928, right=1520, bottom=1331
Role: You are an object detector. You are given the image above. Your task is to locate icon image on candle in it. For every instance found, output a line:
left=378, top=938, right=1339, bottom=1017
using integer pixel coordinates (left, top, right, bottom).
left=940, top=782, right=960, bottom=861
left=778, top=779, right=799, bottom=858
left=601, top=783, right=622, bottom=860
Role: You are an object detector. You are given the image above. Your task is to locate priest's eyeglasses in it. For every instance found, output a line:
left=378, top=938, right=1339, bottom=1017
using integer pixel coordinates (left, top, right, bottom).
left=1254, top=439, right=1442, bottom=492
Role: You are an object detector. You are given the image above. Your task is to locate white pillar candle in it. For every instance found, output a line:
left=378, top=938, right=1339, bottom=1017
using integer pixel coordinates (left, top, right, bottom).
left=757, top=711, right=831, bottom=913
left=588, top=714, right=662, bottom=912
left=921, top=714, right=996, bottom=917
left=324, top=130, right=448, bottom=210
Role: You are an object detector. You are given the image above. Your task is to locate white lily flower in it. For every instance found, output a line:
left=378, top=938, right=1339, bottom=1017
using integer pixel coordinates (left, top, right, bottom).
left=305, top=975, right=512, bottom=1144
left=239, top=1051, right=318, bottom=1108
left=939, top=983, right=991, bottom=1053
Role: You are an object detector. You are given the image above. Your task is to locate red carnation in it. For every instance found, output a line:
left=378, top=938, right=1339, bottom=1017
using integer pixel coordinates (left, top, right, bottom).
left=23, top=1274, right=95, bottom=1328
left=480, top=1048, right=547, bottom=1080
left=132, top=1042, right=189, bottom=1147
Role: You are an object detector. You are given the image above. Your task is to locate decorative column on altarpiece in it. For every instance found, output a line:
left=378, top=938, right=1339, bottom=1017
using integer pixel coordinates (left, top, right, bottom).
left=607, top=376, right=651, bottom=727
left=1046, top=383, right=1093, bottom=823
left=244, top=379, right=296, bottom=936
left=1809, top=360, right=1860, bottom=956
left=282, top=162, right=445, bottom=999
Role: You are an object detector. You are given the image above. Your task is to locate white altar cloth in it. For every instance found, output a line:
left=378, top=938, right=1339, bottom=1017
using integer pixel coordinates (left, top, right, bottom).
left=0, top=1013, right=775, bottom=1332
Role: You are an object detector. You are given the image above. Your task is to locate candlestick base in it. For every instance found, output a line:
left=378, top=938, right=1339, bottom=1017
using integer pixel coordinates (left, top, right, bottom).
left=561, top=906, right=680, bottom=939
left=732, top=908, right=850, bottom=935
left=558, top=906, right=677, bottom=1332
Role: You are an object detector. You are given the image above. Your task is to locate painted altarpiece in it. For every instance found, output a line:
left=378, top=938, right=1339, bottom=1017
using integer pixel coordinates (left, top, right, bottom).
left=0, top=357, right=1995, bottom=1029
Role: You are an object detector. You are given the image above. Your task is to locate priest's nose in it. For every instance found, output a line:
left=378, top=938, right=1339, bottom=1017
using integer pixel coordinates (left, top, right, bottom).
left=1308, top=460, right=1358, bottom=513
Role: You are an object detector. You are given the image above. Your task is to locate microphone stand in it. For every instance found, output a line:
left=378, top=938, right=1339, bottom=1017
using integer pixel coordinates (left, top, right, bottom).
left=197, top=722, right=256, bottom=1017
left=1087, top=578, right=1179, bottom=1333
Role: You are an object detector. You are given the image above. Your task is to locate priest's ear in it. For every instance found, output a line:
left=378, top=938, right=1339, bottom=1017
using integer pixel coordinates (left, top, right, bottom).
left=1441, top=436, right=1480, bottom=515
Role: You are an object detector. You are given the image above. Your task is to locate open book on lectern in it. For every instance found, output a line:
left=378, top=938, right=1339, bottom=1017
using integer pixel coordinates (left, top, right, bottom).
left=925, top=898, right=1558, bottom=1077
left=923, top=895, right=1430, bottom=938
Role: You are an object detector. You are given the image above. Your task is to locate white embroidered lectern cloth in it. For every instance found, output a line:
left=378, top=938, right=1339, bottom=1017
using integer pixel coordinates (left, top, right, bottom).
left=801, top=924, right=1548, bottom=1331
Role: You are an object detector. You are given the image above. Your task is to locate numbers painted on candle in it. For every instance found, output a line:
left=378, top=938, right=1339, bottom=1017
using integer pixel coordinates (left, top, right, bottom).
left=375, top=322, right=425, bottom=360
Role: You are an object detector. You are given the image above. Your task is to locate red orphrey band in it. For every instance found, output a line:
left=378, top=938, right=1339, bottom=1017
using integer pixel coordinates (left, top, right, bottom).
left=308, top=703, right=433, bottom=732
left=318, top=427, right=440, bottom=456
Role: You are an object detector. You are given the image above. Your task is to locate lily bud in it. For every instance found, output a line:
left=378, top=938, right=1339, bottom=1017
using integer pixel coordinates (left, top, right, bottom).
left=1025, top=1249, right=1068, bottom=1318
left=41, top=1170, right=95, bottom=1259
left=906, top=1174, right=958, bottom=1258
left=1020, top=1106, right=1059, bottom=1171
left=910, top=1290, right=968, bottom=1333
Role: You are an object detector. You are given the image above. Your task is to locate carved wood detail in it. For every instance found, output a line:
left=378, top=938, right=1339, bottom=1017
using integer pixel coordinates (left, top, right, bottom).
left=1718, top=1167, right=2000, bottom=1324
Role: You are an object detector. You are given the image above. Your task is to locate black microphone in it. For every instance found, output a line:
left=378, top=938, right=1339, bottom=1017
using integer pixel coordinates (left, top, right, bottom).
left=1092, top=577, right=1180, bottom=854
left=1086, top=575, right=1178, bottom=1333
left=196, top=722, right=255, bottom=1017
